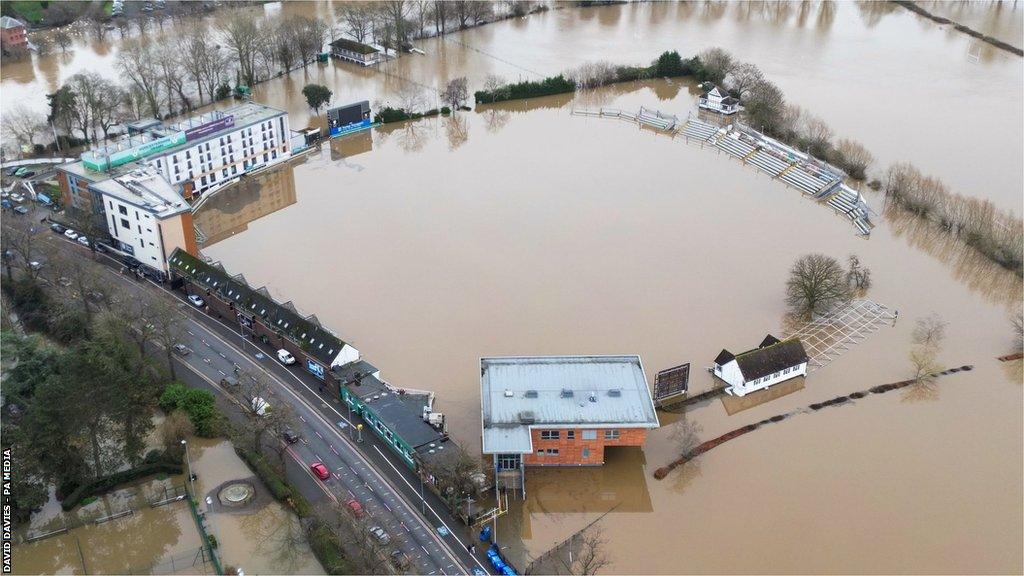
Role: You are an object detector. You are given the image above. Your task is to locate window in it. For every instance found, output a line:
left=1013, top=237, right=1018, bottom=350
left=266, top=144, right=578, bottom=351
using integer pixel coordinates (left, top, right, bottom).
left=120, top=218, right=130, bottom=229
left=604, top=430, right=620, bottom=441
left=582, top=430, right=597, bottom=440
left=582, top=447, right=590, bottom=459
left=118, top=205, right=127, bottom=215
left=540, top=430, right=559, bottom=440
left=566, top=430, right=575, bottom=440
left=773, top=371, right=781, bottom=379
left=545, top=448, right=559, bottom=455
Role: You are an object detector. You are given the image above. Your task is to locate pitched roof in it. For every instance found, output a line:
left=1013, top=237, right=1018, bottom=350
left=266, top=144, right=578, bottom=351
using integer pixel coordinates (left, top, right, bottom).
left=735, top=338, right=808, bottom=381
left=714, top=349, right=735, bottom=365
left=167, top=249, right=351, bottom=367
left=1, top=16, right=25, bottom=29
left=759, top=334, right=781, bottom=348
left=329, top=38, right=379, bottom=54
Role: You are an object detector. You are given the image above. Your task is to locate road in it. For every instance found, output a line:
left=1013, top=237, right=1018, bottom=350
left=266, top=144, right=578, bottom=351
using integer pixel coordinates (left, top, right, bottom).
left=18, top=212, right=494, bottom=575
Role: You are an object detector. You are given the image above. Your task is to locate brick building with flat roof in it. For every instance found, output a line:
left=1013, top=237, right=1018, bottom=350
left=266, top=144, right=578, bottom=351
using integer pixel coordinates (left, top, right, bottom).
left=480, top=355, right=660, bottom=496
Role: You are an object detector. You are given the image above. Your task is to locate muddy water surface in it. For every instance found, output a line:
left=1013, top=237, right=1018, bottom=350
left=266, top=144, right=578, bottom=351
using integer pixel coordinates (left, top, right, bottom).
left=198, top=83, right=1022, bottom=572
left=2, top=1, right=1021, bottom=211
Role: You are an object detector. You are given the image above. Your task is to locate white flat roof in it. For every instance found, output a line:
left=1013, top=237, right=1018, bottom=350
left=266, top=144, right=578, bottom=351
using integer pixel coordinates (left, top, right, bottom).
left=92, top=167, right=189, bottom=219
left=480, top=355, right=660, bottom=454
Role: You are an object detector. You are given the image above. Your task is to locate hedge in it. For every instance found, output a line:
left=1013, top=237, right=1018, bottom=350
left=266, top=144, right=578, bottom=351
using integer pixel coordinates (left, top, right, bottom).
left=61, top=460, right=183, bottom=511
left=236, top=448, right=292, bottom=501
left=373, top=106, right=441, bottom=124
left=308, top=523, right=354, bottom=575
left=474, top=74, right=576, bottom=104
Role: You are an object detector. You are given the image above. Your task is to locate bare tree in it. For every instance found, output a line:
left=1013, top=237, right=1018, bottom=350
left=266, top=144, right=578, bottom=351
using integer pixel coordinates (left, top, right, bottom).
left=845, top=254, right=872, bottom=294
left=381, top=1, right=411, bottom=49
left=800, top=115, right=833, bottom=157
left=54, top=30, right=73, bottom=53
left=117, top=38, right=164, bottom=118
left=66, top=73, right=103, bottom=142
left=2, top=104, right=47, bottom=149
left=441, top=76, right=468, bottom=109
left=178, top=32, right=214, bottom=105
left=161, top=410, right=195, bottom=448
left=1, top=216, right=43, bottom=280
left=832, top=138, right=873, bottom=180
left=143, top=292, right=185, bottom=380
left=904, top=313, right=947, bottom=401
left=292, top=16, right=329, bottom=67
left=744, top=79, right=786, bottom=133
left=669, top=414, right=703, bottom=457
left=785, top=254, right=850, bottom=319
left=156, top=43, right=192, bottom=113
left=432, top=0, right=449, bottom=34
left=561, top=526, right=612, bottom=575
left=698, top=47, right=734, bottom=84
left=912, top=313, right=947, bottom=350
left=725, top=61, right=763, bottom=100
left=93, top=80, right=128, bottom=142
left=218, top=10, right=262, bottom=87
left=338, top=2, right=375, bottom=43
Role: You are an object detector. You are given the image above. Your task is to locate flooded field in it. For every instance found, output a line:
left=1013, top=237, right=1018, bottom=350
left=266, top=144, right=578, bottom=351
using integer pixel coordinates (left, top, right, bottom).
left=2, top=2, right=1021, bottom=212
left=10, top=437, right=322, bottom=575
left=197, top=81, right=1022, bottom=572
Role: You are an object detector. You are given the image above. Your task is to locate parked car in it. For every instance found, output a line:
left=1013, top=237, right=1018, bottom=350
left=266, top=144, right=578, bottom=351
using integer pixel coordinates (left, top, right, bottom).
left=50, top=222, right=66, bottom=234
left=282, top=427, right=300, bottom=444
left=29, top=261, right=43, bottom=271
left=251, top=396, right=271, bottom=416
left=220, top=375, right=240, bottom=388
left=310, top=462, right=330, bottom=481
left=187, top=294, right=205, bottom=307
left=77, top=236, right=89, bottom=247
left=10, top=193, right=25, bottom=202
left=172, top=344, right=191, bottom=356
left=5, top=166, right=18, bottom=176
left=13, top=206, right=29, bottom=215
left=0, top=200, right=11, bottom=209
left=344, top=498, right=365, bottom=518
left=276, top=349, right=296, bottom=365
left=390, top=550, right=410, bottom=571
left=64, top=229, right=79, bottom=240
left=368, top=526, right=391, bottom=545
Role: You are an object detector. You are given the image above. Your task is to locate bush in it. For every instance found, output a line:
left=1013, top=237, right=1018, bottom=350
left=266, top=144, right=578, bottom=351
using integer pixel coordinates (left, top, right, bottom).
left=160, top=383, right=218, bottom=436
left=61, top=460, right=183, bottom=511
left=474, top=74, right=576, bottom=104
left=3, top=277, right=52, bottom=334
left=440, top=106, right=452, bottom=115
left=308, top=523, right=354, bottom=575
left=236, top=448, right=291, bottom=501
left=215, top=84, right=231, bottom=101
left=653, top=50, right=686, bottom=77
left=373, top=107, right=440, bottom=124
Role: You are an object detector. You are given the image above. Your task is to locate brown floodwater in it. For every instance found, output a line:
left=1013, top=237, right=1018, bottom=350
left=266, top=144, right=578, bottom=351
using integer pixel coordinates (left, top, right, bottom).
left=2, top=1, right=1021, bottom=212
left=196, top=80, right=1023, bottom=572
left=5, top=2, right=1023, bottom=572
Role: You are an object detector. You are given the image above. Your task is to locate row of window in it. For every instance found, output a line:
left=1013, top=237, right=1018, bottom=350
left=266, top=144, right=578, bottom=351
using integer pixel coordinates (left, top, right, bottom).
left=535, top=447, right=594, bottom=459
left=538, top=429, right=619, bottom=441
left=749, top=365, right=800, bottom=385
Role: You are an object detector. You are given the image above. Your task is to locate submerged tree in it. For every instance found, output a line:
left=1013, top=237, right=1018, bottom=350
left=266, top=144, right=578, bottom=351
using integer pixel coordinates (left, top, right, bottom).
left=785, top=253, right=850, bottom=319
left=905, top=313, right=947, bottom=402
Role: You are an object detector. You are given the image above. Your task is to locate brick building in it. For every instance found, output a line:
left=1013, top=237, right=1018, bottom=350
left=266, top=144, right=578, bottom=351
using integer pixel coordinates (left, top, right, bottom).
left=1, top=16, right=28, bottom=53
left=480, top=356, right=660, bottom=496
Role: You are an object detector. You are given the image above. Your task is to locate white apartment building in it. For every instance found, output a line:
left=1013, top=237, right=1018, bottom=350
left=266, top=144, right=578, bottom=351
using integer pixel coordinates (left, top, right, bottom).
left=146, top=103, right=291, bottom=198
left=91, top=167, right=197, bottom=276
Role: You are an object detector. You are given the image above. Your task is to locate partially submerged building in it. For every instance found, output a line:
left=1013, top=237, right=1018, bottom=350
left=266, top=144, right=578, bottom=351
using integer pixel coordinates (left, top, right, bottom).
left=480, top=355, right=660, bottom=496
left=329, top=38, right=381, bottom=66
left=713, top=335, right=808, bottom=397
left=698, top=84, right=741, bottom=115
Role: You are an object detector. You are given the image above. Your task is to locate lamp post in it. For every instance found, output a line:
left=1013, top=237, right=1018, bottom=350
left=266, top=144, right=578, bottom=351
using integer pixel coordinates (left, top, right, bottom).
left=356, top=423, right=363, bottom=443
left=181, top=439, right=195, bottom=499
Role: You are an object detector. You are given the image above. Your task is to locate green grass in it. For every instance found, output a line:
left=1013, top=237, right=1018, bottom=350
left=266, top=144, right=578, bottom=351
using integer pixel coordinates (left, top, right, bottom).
left=9, top=1, right=45, bottom=24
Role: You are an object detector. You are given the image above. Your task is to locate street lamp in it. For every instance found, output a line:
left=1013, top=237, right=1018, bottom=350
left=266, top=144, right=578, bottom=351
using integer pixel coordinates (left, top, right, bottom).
left=181, top=439, right=195, bottom=499
left=356, top=423, right=363, bottom=443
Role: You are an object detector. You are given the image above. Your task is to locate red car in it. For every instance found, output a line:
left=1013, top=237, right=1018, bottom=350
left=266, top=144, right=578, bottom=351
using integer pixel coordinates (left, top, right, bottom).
left=310, top=462, right=330, bottom=481
left=345, top=498, right=365, bottom=518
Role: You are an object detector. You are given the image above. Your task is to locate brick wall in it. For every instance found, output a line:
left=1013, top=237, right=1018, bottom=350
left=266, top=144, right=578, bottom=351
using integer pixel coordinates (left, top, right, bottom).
left=523, top=427, right=648, bottom=466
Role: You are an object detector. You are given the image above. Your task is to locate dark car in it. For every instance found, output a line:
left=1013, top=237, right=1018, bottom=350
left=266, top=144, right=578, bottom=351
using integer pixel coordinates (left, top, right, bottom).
left=5, top=166, right=19, bottom=176
left=282, top=427, right=300, bottom=444
left=13, top=206, right=29, bottom=215
left=50, top=222, right=66, bottom=234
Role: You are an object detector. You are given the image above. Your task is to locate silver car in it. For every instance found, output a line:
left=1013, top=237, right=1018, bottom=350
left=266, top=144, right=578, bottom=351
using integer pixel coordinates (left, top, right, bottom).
left=368, top=526, right=390, bottom=545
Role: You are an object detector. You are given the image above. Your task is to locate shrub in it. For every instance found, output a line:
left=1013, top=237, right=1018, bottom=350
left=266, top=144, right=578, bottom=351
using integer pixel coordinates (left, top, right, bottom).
left=160, top=383, right=218, bottom=436
left=236, top=448, right=291, bottom=501
left=440, top=106, right=452, bottom=115
left=215, top=84, right=231, bottom=101
left=61, top=460, right=183, bottom=510
left=308, top=523, right=353, bottom=575
left=653, top=50, right=686, bottom=77
left=474, top=74, right=576, bottom=104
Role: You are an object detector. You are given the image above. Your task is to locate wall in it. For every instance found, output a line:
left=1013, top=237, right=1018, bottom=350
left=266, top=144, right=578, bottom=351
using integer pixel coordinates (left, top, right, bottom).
left=522, top=427, right=648, bottom=466
left=734, top=362, right=806, bottom=396
left=102, top=194, right=165, bottom=271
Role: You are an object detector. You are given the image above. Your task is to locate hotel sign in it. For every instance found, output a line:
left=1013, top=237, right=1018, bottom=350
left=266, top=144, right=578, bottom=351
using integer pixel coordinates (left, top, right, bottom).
left=185, top=115, right=235, bottom=142
left=83, top=131, right=188, bottom=171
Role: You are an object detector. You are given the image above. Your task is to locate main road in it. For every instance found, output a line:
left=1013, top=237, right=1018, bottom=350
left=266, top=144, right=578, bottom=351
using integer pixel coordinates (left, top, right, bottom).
left=23, top=214, right=493, bottom=575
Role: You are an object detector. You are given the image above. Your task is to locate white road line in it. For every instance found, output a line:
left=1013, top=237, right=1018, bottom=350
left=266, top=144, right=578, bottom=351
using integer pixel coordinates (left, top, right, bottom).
left=299, top=415, right=307, bottom=423
left=330, top=445, right=339, bottom=456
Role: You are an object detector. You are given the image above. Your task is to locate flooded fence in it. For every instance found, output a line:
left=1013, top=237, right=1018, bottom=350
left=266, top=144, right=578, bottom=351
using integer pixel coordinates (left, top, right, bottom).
left=786, top=299, right=897, bottom=372
left=524, top=504, right=619, bottom=575
left=653, top=365, right=974, bottom=480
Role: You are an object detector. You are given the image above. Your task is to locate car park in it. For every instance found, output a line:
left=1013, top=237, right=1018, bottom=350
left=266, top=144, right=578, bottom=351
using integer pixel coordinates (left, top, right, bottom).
left=187, top=294, right=205, bottom=307
left=368, top=526, right=391, bottom=545
left=310, top=462, right=330, bottom=481
left=276, top=349, right=296, bottom=365
left=77, top=236, right=89, bottom=247
left=64, top=229, right=79, bottom=240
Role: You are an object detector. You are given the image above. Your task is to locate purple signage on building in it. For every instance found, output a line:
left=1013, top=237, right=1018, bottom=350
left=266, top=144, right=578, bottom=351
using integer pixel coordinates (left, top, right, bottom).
left=185, top=115, right=235, bottom=142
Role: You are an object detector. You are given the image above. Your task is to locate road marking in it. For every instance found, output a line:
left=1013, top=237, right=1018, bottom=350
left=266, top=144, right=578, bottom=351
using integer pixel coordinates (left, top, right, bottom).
left=383, top=502, right=392, bottom=512
left=314, top=430, right=324, bottom=439
left=299, top=415, right=307, bottom=423
left=330, top=445, right=339, bottom=456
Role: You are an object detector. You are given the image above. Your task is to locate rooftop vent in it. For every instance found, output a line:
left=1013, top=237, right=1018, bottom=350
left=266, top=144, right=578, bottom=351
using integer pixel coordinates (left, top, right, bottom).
left=588, top=392, right=597, bottom=403
left=560, top=389, right=574, bottom=399
left=518, top=411, right=535, bottom=424
left=524, top=390, right=538, bottom=398
left=503, top=389, right=514, bottom=398
left=608, top=389, right=622, bottom=397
